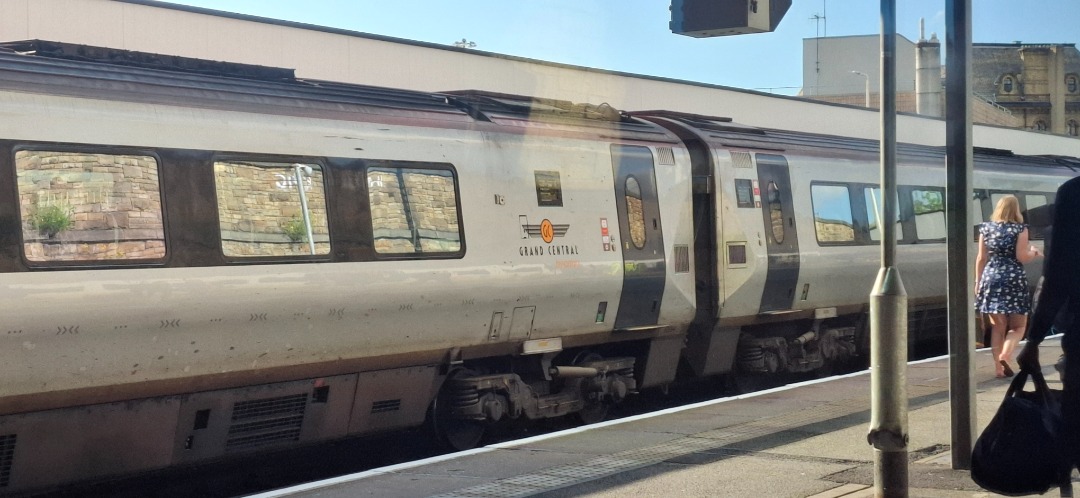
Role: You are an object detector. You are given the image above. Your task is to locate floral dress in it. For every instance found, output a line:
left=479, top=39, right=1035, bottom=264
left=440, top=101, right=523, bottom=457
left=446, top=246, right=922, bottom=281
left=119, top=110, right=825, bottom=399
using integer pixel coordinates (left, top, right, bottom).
left=975, top=221, right=1031, bottom=315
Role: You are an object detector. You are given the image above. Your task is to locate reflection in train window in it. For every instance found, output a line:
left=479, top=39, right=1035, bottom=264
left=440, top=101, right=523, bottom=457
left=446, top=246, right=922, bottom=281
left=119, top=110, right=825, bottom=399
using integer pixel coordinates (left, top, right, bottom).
left=865, top=187, right=904, bottom=242
left=625, top=176, right=646, bottom=249
left=912, top=189, right=946, bottom=240
left=767, top=181, right=784, bottom=244
left=811, top=184, right=854, bottom=243
left=213, top=161, right=330, bottom=257
left=16, top=150, right=165, bottom=262
left=1025, top=194, right=1049, bottom=239
left=368, top=167, right=462, bottom=254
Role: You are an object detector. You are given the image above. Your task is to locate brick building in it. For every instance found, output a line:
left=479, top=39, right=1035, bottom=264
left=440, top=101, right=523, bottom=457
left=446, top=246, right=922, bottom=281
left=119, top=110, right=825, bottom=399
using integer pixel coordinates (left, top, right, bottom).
left=803, top=32, right=1080, bottom=136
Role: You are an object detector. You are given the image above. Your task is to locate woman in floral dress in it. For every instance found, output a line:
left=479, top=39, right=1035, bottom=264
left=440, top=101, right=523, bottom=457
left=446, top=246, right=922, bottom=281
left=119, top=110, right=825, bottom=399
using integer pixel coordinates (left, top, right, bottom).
left=975, top=195, right=1042, bottom=378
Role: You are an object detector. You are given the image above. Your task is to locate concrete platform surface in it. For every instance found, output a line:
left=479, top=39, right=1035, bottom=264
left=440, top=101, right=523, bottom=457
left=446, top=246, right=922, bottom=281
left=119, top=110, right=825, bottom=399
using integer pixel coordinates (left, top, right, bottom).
left=249, top=339, right=1069, bottom=498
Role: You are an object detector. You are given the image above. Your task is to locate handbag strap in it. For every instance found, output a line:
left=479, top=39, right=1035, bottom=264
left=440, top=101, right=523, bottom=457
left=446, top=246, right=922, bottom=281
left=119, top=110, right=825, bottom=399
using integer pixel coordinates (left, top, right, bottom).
left=1006, top=368, right=1055, bottom=405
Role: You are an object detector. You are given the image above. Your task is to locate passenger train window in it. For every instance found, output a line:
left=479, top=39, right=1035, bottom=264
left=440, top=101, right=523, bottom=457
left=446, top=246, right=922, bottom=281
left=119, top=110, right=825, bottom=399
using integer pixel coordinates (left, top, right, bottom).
left=213, top=161, right=330, bottom=257
left=864, top=187, right=903, bottom=242
left=767, top=181, right=784, bottom=244
left=624, top=176, right=647, bottom=249
left=810, top=184, right=854, bottom=244
left=15, top=150, right=165, bottom=262
left=1025, top=194, right=1049, bottom=240
left=368, top=167, right=462, bottom=254
left=912, top=189, right=946, bottom=240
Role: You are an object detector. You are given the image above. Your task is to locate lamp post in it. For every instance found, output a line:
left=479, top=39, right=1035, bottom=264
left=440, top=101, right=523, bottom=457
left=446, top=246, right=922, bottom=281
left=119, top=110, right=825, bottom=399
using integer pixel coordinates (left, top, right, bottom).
left=851, top=70, right=871, bottom=108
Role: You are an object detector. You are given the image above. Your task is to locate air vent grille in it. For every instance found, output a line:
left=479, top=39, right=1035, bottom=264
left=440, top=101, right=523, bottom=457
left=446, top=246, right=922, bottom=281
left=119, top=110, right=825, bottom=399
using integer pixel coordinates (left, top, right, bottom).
left=371, top=399, right=402, bottom=414
left=731, top=151, right=752, bottom=169
left=225, top=394, right=306, bottom=452
left=656, top=147, right=676, bottom=165
left=674, top=245, right=690, bottom=273
left=0, top=434, right=15, bottom=487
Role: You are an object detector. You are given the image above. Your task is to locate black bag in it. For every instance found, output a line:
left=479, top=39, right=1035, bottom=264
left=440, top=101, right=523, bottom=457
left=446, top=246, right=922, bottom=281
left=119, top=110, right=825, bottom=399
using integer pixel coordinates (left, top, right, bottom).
left=971, top=369, right=1068, bottom=496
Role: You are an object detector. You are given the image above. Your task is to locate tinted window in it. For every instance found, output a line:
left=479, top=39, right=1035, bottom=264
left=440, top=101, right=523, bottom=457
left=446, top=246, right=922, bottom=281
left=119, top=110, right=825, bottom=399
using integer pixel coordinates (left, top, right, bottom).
left=767, top=181, right=784, bottom=244
left=811, top=184, right=854, bottom=243
left=865, top=187, right=903, bottom=241
left=625, top=176, right=646, bottom=249
left=912, top=189, right=946, bottom=240
left=16, top=150, right=165, bottom=262
left=214, top=161, right=330, bottom=257
left=369, top=167, right=462, bottom=254
left=1025, top=194, right=1049, bottom=239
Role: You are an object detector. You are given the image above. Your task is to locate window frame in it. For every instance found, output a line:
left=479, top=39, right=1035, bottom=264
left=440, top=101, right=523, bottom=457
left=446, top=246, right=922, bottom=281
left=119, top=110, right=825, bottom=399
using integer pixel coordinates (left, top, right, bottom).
left=809, top=181, right=857, bottom=246
left=909, top=186, right=947, bottom=243
left=365, top=160, right=466, bottom=260
left=13, top=144, right=169, bottom=268
left=861, top=184, right=904, bottom=245
left=211, top=155, right=334, bottom=262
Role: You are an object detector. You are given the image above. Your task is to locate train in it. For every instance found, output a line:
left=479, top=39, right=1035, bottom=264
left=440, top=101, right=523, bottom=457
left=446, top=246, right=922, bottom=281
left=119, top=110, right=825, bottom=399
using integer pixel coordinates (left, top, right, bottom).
left=0, top=40, right=1075, bottom=493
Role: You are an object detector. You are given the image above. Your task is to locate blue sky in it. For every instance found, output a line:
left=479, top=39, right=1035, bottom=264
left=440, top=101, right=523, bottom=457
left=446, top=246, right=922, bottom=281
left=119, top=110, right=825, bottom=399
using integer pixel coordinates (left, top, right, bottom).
left=163, top=1, right=1078, bottom=95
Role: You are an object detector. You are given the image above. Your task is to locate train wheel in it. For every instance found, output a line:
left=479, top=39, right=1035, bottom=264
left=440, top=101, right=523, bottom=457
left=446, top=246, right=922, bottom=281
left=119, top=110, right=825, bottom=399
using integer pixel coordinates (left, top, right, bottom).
left=573, top=353, right=609, bottom=425
left=429, top=370, right=486, bottom=451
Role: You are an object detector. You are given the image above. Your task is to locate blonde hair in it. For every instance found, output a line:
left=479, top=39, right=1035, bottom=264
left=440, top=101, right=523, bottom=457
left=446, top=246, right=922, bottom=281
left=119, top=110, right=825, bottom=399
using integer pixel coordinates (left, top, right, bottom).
left=990, top=195, right=1024, bottom=223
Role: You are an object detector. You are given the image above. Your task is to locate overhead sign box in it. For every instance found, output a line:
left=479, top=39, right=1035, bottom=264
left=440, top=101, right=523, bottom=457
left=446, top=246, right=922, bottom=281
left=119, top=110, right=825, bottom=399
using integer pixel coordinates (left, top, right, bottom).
left=671, top=0, right=791, bottom=37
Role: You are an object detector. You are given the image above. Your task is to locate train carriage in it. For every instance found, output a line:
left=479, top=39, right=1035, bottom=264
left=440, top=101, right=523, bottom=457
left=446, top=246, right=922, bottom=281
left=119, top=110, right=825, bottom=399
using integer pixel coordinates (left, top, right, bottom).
left=0, top=40, right=1075, bottom=494
left=0, top=41, right=695, bottom=492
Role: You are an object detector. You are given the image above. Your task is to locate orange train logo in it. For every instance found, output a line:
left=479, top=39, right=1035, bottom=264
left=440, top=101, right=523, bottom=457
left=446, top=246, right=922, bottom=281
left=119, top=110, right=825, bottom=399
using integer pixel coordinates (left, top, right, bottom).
left=540, top=219, right=554, bottom=243
left=522, top=219, right=569, bottom=242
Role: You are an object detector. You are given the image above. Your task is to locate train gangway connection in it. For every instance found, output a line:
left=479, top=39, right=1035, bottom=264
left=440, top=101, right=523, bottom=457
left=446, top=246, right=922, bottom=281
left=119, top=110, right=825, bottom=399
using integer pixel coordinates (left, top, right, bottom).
left=247, top=339, right=1066, bottom=498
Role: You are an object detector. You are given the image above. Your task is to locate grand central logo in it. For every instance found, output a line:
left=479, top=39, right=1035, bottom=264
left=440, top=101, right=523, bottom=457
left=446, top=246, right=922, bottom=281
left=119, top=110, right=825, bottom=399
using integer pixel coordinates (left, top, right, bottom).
left=523, top=219, right=569, bottom=243
left=519, top=218, right=578, bottom=256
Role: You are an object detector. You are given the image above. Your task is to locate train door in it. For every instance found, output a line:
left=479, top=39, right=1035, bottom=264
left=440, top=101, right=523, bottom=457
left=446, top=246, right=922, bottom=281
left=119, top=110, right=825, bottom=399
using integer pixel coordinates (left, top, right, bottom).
left=756, top=153, right=800, bottom=313
left=610, top=145, right=666, bottom=329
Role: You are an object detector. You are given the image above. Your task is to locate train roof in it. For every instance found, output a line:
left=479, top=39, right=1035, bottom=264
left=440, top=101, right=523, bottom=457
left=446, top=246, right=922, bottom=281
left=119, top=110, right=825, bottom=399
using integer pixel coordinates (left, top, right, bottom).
left=0, top=40, right=673, bottom=142
left=632, top=110, right=1080, bottom=174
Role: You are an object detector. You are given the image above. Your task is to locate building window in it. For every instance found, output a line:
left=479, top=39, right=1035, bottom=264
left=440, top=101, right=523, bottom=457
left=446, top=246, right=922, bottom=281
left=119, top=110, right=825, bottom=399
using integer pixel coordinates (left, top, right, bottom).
left=1034, top=120, right=1048, bottom=131
left=16, top=150, right=166, bottom=262
left=1069, top=120, right=1079, bottom=137
left=214, top=160, right=330, bottom=257
left=1067, top=75, right=1079, bottom=94
left=1002, top=75, right=1014, bottom=94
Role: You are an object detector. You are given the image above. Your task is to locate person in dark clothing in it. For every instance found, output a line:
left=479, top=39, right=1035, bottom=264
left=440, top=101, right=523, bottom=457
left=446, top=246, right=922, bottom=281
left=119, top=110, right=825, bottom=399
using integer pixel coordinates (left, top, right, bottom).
left=1018, top=175, right=1080, bottom=482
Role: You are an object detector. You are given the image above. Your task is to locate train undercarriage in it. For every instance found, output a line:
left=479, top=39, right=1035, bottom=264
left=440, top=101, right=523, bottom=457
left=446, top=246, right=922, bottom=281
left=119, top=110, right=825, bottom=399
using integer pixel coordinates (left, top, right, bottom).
left=429, top=353, right=638, bottom=450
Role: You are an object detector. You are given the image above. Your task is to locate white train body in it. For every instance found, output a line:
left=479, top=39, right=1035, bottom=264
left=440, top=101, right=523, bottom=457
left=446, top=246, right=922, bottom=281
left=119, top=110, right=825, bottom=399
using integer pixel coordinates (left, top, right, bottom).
left=0, top=41, right=1073, bottom=492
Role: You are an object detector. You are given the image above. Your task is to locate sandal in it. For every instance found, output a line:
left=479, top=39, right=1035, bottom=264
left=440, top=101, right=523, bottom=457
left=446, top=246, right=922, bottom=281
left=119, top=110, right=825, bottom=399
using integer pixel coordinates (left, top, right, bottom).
left=999, top=360, right=1015, bottom=377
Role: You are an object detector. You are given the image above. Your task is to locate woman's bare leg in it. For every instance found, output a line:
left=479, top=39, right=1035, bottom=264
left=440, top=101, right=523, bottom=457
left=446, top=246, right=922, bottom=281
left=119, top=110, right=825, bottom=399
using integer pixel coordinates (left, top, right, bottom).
left=989, top=313, right=1008, bottom=376
left=1001, top=314, right=1028, bottom=364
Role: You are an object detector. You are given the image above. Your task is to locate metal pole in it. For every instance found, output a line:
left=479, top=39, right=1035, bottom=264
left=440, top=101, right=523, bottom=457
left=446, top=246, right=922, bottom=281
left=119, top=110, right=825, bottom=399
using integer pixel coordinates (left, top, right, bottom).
left=945, top=0, right=976, bottom=470
left=852, top=70, right=871, bottom=108
left=293, top=164, right=316, bottom=255
left=868, top=1, right=908, bottom=496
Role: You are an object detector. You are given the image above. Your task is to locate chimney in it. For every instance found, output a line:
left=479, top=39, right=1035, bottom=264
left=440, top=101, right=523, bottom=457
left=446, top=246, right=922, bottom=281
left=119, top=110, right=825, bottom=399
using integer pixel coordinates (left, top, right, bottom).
left=916, top=20, right=942, bottom=117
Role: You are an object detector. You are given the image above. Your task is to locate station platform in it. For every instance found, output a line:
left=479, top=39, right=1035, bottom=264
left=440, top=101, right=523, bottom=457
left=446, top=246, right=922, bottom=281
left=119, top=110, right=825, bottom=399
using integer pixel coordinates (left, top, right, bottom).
left=249, top=338, right=1066, bottom=498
